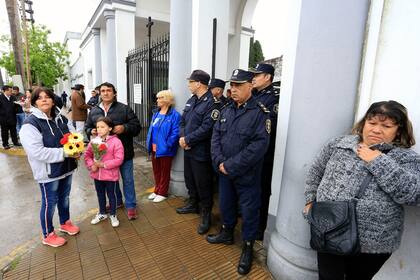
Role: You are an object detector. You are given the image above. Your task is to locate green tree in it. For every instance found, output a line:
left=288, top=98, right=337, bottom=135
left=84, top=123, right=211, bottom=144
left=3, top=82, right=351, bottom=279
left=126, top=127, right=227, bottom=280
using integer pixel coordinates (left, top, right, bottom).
left=248, top=37, right=265, bottom=68
left=0, top=25, right=70, bottom=88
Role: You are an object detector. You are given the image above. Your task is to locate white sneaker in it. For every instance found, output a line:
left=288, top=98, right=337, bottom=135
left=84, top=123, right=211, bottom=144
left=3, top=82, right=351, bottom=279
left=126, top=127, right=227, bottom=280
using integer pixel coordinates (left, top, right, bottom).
left=110, top=215, right=119, bottom=227
left=153, top=195, right=167, bottom=203
left=148, top=193, right=157, bottom=200
left=91, top=213, right=107, bottom=225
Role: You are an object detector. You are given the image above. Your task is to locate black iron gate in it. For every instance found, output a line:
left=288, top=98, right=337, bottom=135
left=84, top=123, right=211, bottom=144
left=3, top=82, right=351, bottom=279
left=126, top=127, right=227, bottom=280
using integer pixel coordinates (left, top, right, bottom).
left=126, top=34, right=169, bottom=151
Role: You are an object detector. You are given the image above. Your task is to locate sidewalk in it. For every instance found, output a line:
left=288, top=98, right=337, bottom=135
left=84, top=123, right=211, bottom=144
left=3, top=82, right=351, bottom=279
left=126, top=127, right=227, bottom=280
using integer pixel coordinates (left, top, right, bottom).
left=1, top=155, right=273, bottom=280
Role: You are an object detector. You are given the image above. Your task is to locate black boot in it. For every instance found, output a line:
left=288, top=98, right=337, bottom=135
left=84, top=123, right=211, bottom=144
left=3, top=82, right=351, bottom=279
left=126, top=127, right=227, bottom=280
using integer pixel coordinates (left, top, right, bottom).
left=176, top=198, right=199, bottom=214
left=197, top=209, right=211, bottom=235
left=206, top=225, right=234, bottom=244
left=237, top=240, right=254, bottom=275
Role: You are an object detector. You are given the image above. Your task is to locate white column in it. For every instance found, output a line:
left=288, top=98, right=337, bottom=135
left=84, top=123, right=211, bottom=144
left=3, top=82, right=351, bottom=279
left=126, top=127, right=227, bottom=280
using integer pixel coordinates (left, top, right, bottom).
left=267, top=1, right=369, bottom=279
left=104, top=9, right=117, bottom=85
left=168, top=0, right=230, bottom=196
left=92, top=28, right=102, bottom=86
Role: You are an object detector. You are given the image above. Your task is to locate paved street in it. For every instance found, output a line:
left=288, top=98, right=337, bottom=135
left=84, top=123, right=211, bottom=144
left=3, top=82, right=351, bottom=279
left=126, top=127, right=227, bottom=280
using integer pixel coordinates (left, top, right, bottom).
left=0, top=148, right=273, bottom=279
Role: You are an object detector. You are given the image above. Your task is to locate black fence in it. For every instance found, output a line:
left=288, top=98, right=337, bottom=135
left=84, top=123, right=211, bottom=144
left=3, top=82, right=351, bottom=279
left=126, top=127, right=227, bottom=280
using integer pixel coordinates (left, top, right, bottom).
left=126, top=34, right=170, bottom=151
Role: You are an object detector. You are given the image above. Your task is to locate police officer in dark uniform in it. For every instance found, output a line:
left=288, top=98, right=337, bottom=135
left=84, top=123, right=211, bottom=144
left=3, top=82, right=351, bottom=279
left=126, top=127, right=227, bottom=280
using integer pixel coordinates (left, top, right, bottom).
left=208, top=78, right=227, bottom=104
left=250, top=63, right=279, bottom=240
left=177, top=69, right=221, bottom=235
left=207, top=69, right=271, bottom=275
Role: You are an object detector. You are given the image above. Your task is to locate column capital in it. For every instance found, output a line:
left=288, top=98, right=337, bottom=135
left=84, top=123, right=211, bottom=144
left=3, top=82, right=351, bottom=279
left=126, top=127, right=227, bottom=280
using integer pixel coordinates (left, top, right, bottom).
left=91, top=28, right=100, bottom=36
left=104, top=9, right=115, bottom=21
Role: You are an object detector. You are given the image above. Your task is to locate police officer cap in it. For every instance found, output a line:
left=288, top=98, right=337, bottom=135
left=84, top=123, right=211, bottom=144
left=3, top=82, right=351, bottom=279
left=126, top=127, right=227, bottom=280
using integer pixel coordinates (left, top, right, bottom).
left=229, top=69, right=254, bottom=83
left=249, top=63, right=275, bottom=76
left=208, top=78, right=226, bottom=90
left=187, top=69, right=210, bottom=85
left=71, top=84, right=84, bottom=90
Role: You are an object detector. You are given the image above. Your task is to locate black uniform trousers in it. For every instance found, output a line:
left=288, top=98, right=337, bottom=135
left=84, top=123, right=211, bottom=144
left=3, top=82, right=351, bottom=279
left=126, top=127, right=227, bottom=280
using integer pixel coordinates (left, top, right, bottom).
left=317, top=252, right=391, bottom=280
left=1, top=124, right=18, bottom=147
left=184, top=156, right=213, bottom=210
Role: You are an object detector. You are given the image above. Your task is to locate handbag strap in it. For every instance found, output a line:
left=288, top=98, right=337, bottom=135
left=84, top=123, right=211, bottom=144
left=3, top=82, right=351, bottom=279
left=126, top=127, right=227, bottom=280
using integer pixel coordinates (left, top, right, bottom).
left=355, top=173, right=373, bottom=199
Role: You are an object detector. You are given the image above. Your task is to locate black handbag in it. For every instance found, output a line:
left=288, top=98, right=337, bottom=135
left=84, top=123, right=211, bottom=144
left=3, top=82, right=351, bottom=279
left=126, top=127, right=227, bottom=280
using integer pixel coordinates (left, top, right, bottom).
left=308, top=174, right=372, bottom=255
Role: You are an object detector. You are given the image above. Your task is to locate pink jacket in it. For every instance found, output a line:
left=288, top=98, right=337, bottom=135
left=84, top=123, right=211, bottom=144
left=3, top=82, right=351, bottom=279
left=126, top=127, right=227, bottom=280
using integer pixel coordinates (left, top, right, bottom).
left=84, top=135, right=124, bottom=182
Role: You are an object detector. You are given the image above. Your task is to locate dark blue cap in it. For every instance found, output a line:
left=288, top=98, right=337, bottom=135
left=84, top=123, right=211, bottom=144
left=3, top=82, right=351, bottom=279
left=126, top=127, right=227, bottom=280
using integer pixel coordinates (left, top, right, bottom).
left=71, top=84, right=84, bottom=90
left=249, top=63, right=275, bottom=76
left=228, top=69, right=254, bottom=83
left=187, top=69, right=210, bottom=85
left=208, top=78, right=226, bottom=89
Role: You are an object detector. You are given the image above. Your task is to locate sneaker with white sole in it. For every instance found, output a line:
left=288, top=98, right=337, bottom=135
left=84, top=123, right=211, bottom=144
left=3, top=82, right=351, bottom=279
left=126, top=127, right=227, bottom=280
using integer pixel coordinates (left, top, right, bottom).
left=59, top=220, right=80, bottom=235
left=153, top=195, right=167, bottom=203
left=42, top=231, right=66, bottom=247
left=91, top=213, right=107, bottom=225
left=148, top=193, right=157, bottom=200
left=110, top=215, right=119, bottom=227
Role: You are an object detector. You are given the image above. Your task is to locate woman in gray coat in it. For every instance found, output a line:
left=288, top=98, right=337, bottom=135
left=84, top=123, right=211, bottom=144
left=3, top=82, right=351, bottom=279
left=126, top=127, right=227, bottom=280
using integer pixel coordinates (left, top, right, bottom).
left=303, top=100, right=420, bottom=280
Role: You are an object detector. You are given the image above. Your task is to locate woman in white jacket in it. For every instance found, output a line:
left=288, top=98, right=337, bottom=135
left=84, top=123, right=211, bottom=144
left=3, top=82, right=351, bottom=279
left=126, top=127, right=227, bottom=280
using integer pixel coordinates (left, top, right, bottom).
left=20, top=87, right=80, bottom=247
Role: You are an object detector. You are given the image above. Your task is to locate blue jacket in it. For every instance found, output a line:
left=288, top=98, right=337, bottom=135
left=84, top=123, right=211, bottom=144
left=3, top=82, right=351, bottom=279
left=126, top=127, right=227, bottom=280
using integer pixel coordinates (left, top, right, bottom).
left=146, top=107, right=181, bottom=157
left=211, top=96, right=270, bottom=184
left=180, top=91, right=221, bottom=161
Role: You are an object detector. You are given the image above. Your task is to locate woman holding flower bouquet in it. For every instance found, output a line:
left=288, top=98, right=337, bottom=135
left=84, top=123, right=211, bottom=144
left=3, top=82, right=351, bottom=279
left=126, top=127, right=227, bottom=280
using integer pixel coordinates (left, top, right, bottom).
left=146, top=90, right=181, bottom=202
left=84, top=117, right=124, bottom=227
left=19, top=87, right=80, bottom=248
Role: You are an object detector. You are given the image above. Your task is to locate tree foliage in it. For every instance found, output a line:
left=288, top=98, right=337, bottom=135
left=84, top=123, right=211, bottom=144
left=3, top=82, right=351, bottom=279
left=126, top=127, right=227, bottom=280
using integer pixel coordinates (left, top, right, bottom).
left=248, top=37, right=265, bottom=68
left=0, top=25, right=70, bottom=88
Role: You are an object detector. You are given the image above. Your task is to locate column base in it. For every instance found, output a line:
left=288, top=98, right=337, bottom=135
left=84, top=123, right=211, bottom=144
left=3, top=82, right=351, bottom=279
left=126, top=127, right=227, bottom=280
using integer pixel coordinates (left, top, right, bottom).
left=169, top=168, right=188, bottom=197
left=267, top=230, right=318, bottom=280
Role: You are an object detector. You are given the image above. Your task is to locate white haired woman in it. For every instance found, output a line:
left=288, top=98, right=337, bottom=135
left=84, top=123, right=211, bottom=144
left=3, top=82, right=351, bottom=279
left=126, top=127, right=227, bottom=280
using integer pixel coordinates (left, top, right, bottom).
left=146, top=90, right=181, bottom=202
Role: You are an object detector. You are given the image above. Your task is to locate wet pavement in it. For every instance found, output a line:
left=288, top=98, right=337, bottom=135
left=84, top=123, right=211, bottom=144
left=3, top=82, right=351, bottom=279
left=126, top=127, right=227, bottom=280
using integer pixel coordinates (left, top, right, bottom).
left=0, top=147, right=273, bottom=279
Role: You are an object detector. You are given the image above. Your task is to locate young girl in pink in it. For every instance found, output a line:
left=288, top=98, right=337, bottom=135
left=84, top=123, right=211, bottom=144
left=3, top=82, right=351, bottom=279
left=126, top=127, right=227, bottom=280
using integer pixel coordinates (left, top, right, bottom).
left=84, top=117, right=124, bottom=227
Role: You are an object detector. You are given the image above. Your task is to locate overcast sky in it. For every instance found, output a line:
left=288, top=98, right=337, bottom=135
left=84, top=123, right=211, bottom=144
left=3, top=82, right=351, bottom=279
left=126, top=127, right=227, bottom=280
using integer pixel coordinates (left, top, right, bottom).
left=0, top=0, right=281, bottom=59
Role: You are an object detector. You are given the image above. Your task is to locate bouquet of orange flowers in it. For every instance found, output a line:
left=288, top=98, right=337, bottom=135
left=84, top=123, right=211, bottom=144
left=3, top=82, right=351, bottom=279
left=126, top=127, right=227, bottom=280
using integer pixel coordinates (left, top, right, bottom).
left=91, top=136, right=107, bottom=161
left=60, top=132, right=85, bottom=156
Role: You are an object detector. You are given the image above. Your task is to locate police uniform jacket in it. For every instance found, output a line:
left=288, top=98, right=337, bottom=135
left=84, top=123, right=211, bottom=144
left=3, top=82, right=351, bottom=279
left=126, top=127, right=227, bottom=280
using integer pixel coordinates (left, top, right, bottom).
left=180, top=90, right=220, bottom=162
left=253, top=84, right=279, bottom=162
left=211, top=96, right=270, bottom=183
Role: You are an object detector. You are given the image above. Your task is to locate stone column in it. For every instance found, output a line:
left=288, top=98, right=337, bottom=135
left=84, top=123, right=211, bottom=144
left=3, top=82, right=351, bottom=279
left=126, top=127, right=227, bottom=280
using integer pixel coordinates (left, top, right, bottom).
left=104, top=9, right=116, bottom=85
left=266, top=1, right=369, bottom=279
left=92, top=28, right=102, bottom=86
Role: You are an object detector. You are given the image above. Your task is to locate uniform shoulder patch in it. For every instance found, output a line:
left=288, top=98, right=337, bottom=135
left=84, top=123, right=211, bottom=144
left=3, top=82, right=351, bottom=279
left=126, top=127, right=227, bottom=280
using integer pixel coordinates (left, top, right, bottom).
left=211, top=109, right=220, bottom=121
left=257, top=102, right=270, bottom=113
left=273, top=103, right=279, bottom=113
left=265, top=119, right=271, bottom=134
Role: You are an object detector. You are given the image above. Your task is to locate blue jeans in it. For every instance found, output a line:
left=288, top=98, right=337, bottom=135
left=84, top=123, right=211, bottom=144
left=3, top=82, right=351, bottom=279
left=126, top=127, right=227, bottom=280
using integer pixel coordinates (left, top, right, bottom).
left=94, top=180, right=118, bottom=215
left=39, top=175, right=72, bottom=237
left=116, top=159, right=137, bottom=209
left=16, top=113, right=25, bottom=134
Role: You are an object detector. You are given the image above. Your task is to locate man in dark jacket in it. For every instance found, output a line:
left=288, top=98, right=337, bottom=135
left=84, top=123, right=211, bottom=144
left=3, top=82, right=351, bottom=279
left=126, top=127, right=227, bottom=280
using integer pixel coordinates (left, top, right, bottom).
left=0, top=85, right=21, bottom=149
left=85, top=82, right=141, bottom=220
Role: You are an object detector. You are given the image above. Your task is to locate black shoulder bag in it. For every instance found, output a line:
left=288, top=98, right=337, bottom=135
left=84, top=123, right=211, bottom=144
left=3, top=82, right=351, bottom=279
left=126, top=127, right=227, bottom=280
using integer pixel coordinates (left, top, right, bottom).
left=308, top=174, right=372, bottom=256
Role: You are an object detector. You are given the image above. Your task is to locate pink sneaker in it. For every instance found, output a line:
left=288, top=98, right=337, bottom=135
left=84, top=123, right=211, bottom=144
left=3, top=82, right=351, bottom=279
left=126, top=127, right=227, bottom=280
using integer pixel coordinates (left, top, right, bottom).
left=59, top=220, right=80, bottom=235
left=42, top=232, right=66, bottom=247
left=127, top=208, right=137, bottom=220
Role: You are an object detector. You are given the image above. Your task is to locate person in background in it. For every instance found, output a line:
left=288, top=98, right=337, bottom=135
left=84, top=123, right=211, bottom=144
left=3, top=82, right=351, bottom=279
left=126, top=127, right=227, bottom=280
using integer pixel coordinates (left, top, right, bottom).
left=85, top=82, right=141, bottom=220
left=303, top=101, right=420, bottom=280
left=20, top=87, right=80, bottom=247
left=177, top=69, right=221, bottom=235
left=87, top=87, right=100, bottom=107
left=250, top=63, right=279, bottom=240
left=146, top=90, right=181, bottom=203
left=71, top=84, right=90, bottom=133
left=12, top=86, right=25, bottom=134
left=0, top=85, right=21, bottom=149
left=208, top=78, right=226, bottom=104
left=23, top=89, right=32, bottom=117
left=61, top=91, right=68, bottom=108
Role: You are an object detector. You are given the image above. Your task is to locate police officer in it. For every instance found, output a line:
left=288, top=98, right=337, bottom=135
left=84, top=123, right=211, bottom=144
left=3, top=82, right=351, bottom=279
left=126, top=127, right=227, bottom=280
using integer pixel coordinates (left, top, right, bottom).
left=177, top=69, right=221, bottom=235
left=208, top=78, right=227, bottom=104
left=250, top=63, right=279, bottom=240
left=207, top=69, right=270, bottom=275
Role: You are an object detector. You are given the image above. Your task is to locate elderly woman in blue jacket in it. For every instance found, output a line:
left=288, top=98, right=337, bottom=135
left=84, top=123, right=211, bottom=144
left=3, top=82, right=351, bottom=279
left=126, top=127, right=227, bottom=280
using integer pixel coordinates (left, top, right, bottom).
left=146, top=90, right=181, bottom=202
left=304, top=100, right=420, bottom=280
left=20, top=87, right=80, bottom=248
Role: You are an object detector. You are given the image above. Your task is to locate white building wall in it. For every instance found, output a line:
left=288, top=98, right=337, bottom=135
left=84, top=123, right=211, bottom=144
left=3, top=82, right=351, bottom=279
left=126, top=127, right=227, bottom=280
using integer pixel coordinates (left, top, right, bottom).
left=136, top=0, right=170, bottom=22
left=80, top=35, right=96, bottom=100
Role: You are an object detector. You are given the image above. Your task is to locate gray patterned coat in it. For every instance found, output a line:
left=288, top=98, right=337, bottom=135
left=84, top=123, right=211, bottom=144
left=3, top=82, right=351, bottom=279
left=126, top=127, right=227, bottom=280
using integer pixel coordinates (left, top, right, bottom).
left=305, top=135, right=420, bottom=253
